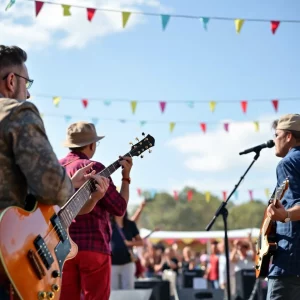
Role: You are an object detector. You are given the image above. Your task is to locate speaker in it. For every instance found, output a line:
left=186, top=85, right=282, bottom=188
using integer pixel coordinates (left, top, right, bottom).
left=135, top=278, right=170, bottom=300
left=182, top=269, right=205, bottom=288
left=110, top=289, right=152, bottom=300
left=178, top=288, right=224, bottom=300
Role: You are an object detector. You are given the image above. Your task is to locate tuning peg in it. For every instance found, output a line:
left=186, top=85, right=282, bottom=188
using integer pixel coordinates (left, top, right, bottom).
left=129, top=142, right=133, bottom=146
left=149, top=149, right=152, bottom=153
left=141, top=155, right=144, bottom=158
left=136, top=137, right=139, bottom=141
left=142, top=132, right=145, bottom=136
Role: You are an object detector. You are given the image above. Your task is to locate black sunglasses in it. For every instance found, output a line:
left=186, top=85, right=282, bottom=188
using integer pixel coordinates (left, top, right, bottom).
left=2, top=73, right=34, bottom=89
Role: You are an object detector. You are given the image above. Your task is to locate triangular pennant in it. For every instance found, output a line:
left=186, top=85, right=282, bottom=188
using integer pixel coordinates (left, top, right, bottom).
left=200, top=123, right=206, bottom=133
left=222, top=191, right=227, bottom=201
left=224, top=123, right=229, bottom=132
left=5, top=0, right=15, bottom=11
left=40, top=113, right=44, bottom=119
left=122, top=11, right=131, bottom=28
left=271, top=21, right=280, bottom=34
left=187, top=190, right=193, bottom=202
left=119, top=119, right=126, bottom=123
left=91, top=118, right=98, bottom=125
left=272, top=99, right=279, bottom=112
left=249, top=190, right=253, bottom=201
left=35, top=1, right=44, bottom=17
left=187, top=101, right=194, bottom=108
left=64, top=115, right=72, bottom=123
left=161, top=14, right=170, bottom=31
left=82, top=99, right=88, bottom=108
left=104, top=100, right=111, bottom=106
left=53, top=96, right=61, bottom=107
left=241, top=100, right=248, bottom=113
left=265, top=188, right=270, bottom=199
left=159, top=101, right=166, bottom=113
left=254, top=121, right=259, bottom=132
left=205, top=191, right=211, bottom=203
left=169, top=122, right=176, bottom=133
left=137, top=188, right=142, bottom=196
left=235, top=19, right=244, bottom=34
left=130, top=101, right=137, bottom=114
left=173, top=190, right=179, bottom=201
left=234, top=190, right=238, bottom=200
left=209, top=101, right=216, bottom=112
left=87, top=8, right=96, bottom=22
left=201, top=17, right=209, bottom=30
left=140, top=120, right=147, bottom=127
left=62, top=4, right=71, bottom=16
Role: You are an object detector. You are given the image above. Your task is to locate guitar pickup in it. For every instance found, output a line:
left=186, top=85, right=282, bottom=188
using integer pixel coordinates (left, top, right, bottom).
left=51, top=215, right=68, bottom=242
left=34, top=235, right=54, bottom=270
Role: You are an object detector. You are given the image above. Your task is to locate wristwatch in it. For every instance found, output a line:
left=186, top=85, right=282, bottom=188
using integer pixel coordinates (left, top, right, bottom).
left=284, top=211, right=291, bottom=223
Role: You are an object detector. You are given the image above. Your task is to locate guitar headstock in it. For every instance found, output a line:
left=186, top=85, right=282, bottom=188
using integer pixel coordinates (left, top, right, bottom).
left=129, top=133, right=155, bottom=158
left=273, top=179, right=289, bottom=205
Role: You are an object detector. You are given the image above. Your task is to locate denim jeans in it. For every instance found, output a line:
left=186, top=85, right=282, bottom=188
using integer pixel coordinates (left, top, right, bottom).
left=267, top=277, right=300, bottom=300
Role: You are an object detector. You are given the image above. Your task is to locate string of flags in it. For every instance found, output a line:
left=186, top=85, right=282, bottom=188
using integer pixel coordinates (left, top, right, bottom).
left=137, top=188, right=272, bottom=203
left=6, top=0, right=300, bottom=34
left=33, top=95, right=291, bottom=114
left=39, top=112, right=271, bottom=133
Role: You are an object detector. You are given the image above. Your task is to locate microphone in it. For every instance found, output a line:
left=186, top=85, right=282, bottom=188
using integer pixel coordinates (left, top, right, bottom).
left=239, top=140, right=275, bottom=155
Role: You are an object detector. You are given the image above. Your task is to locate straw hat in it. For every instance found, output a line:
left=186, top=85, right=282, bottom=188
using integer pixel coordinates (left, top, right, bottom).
left=63, top=121, right=104, bottom=148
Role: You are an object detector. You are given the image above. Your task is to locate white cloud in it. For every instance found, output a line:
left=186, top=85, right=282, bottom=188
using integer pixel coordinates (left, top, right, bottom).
left=0, top=0, right=169, bottom=49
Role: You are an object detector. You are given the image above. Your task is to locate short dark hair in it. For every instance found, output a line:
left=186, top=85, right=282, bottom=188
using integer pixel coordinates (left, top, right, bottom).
left=0, top=45, right=27, bottom=73
left=69, top=146, right=86, bottom=152
left=272, top=119, right=300, bottom=141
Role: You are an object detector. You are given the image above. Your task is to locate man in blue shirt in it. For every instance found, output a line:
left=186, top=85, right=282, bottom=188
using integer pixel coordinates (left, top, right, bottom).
left=266, top=114, right=300, bottom=300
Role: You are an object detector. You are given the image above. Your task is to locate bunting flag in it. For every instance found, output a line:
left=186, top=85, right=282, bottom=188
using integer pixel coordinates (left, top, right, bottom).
left=64, top=115, right=72, bottom=123
left=187, top=101, right=194, bottom=108
left=173, top=190, right=179, bottom=201
left=235, top=19, right=244, bottom=34
left=104, top=100, right=111, bottom=106
left=130, top=101, right=137, bottom=114
left=271, top=21, right=280, bottom=34
left=222, top=191, right=227, bottom=201
left=91, top=117, right=98, bottom=125
left=224, top=123, right=229, bottom=132
left=249, top=190, right=253, bottom=201
left=272, top=99, right=279, bottom=112
left=169, top=122, right=176, bottom=133
left=234, top=190, right=238, bottom=200
left=209, top=101, right=216, bottom=112
left=40, top=113, right=44, bottom=119
left=122, top=11, right=131, bottom=28
left=159, top=101, right=166, bottom=113
left=201, top=17, right=209, bottom=30
left=187, top=190, right=193, bottom=202
left=241, top=101, right=248, bottom=113
left=53, top=96, right=61, bottom=107
left=200, top=123, right=206, bottom=133
left=35, top=1, right=44, bottom=16
left=161, top=14, right=171, bottom=31
left=62, top=4, right=71, bottom=16
left=82, top=99, right=88, bottom=108
left=137, top=188, right=142, bottom=196
left=265, top=188, right=270, bottom=199
left=254, top=121, right=259, bottom=132
left=140, top=120, right=147, bottom=126
left=205, top=191, right=211, bottom=203
left=87, top=8, right=96, bottom=22
left=5, top=0, right=15, bottom=11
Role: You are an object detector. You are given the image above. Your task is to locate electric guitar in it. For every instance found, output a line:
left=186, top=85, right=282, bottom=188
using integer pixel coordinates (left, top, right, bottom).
left=0, top=133, right=155, bottom=300
left=254, top=179, right=289, bottom=278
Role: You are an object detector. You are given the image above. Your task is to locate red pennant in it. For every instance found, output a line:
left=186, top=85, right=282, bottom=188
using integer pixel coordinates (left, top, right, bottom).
left=82, top=99, right=88, bottom=108
left=173, top=190, right=179, bottom=201
left=249, top=190, right=253, bottom=201
left=271, top=21, right=280, bottom=34
left=187, top=190, right=193, bottom=202
left=159, top=101, right=166, bottom=113
left=272, top=99, right=279, bottom=112
left=241, top=101, right=248, bottom=113
left=224, top=123, right=229, bottom=132
left=137, top=188, right=142, bottom=196
left=200, top=123, right=206, bottom=133
left=87, top=8, right=96, bottom=22
left=35, top=1, right=44, bottom=17
left=222, top=191, right=227, bottom=201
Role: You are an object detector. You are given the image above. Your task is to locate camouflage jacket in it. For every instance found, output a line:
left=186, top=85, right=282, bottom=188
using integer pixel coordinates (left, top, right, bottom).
left=0, top=97, right=74, bottom=210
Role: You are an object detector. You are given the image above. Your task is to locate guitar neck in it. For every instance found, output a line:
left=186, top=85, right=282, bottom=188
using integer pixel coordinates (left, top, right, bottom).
left=58, top=154, right=129, bottom=228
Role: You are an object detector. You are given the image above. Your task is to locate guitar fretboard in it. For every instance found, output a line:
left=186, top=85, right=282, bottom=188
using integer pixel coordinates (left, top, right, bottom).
left=58, top=156, right=128, bottom=228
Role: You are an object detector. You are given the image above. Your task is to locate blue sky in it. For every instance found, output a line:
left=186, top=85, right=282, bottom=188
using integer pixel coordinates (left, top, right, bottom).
left=1, top=0, right=300, bottom=208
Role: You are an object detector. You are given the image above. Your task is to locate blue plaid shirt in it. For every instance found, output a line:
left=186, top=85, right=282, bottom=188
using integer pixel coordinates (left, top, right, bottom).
left=269, top=146, right=300, bottom=277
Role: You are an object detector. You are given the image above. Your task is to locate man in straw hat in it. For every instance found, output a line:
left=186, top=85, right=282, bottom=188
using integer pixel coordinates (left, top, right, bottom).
left=59, top=121, right=132, bottom=300
left=0, top=45, right=109, bottom=299
left=266, top=114, right=300, bottom=299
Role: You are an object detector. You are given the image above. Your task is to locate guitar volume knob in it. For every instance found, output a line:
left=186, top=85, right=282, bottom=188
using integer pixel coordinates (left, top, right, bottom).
left=52, top=284, right=60, bottom=292
left=52, top=270, right=60, bottom=278
left=47, top=292, right=55, bottom=299
left=38, top=292, right=47, bottom=299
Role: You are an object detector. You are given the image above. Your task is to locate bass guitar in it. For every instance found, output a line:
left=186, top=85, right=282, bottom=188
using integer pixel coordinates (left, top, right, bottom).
left=0, top=133, right=155, bottom=300
left=254, top=179, right=289, bottom=278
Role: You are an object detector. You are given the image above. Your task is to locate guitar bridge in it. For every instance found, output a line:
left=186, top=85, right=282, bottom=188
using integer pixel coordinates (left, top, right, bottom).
left=27, top=249, right=46, bottom=279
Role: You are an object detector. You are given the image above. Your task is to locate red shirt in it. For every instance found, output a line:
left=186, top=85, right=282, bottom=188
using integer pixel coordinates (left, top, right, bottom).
left=208, top=254, right=219, bottom=281
left=59, top=151, right=127, bottom=255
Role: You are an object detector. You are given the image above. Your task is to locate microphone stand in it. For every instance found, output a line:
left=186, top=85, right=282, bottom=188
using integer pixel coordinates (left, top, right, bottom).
left=205, top=150, right=262, bottom=300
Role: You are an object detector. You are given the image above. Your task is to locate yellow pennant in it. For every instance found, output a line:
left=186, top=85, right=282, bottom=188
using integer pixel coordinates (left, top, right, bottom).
left=265, top=188, right=270, bottom=199
left=235, top=19, right=244, bottom=34
left=254, top=121, right=259, bottom=132
left=62, top=5, right=71, bottom=16
left=205, top=191, right=211, bottom=203
left=182, top=238, right=194, bottom=245
left=122, top=11, right=131, bottom=28
left=209, top=101, right=216, bottom=112
left=40, top=113, right=44, bottom=119
left=130, top=101, right=137, bottom=114
left=53, top=96, right=61, bottom=107
left=169, top=122, right=176, bottom=133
